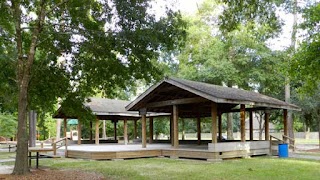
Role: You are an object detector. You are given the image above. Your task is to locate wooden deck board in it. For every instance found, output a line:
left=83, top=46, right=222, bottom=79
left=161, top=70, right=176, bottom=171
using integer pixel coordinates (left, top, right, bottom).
left=66, top=142, right=270, bottom=160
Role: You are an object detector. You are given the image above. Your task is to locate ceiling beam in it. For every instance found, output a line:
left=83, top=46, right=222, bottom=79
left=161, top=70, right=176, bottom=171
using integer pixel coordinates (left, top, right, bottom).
left=146, top=97, right=209, bottom=108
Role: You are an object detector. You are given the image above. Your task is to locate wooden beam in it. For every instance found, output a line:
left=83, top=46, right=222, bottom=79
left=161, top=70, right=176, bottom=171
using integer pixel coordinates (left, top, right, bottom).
left=102, top=120, right=107, bottom=139
left=197, top=117, right=201, bottom=145
left=170, top=115, right=173, bottom=146
left=95, top=119, right=100, bottom=145
left=90, top=120, right=93, bottom=142
left=146, top=97, right=208, bottom=108
left=218, top=113, right=222, bottom=141
left=211, top=103, right=218, bottom=144
left=240, top=104, right=246, bottom=142
left=149, top=117, right=153, bottom=144
left=63, top=117, right=67, bottom=138
left=134, top=120, right=137, bottom=139
left=77, top=120, right=81, bottom=145
left=283, top=109, right=288, bottom=137
left=124, top=119, right=128, bottom=145
left=173, top=105, right=179, bottom=148
left=141, top=114, right=147, bottom=148
left=114, top=120, right=117, bottom=140
left=265, top=111, right=270, bottom=140
left=249, top=110, right=253, bottom=141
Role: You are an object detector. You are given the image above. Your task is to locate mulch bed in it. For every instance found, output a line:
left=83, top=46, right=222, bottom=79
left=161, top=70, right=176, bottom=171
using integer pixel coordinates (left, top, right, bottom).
left=0, top=169, right=106, bottom=180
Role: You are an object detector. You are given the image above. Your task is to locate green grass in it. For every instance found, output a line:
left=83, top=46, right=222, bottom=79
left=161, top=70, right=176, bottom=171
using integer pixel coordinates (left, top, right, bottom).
left=16, top=157, right=318, bottom=180
left=0, top=151, right=15, bottom=159
left=1, top=149, right=320, bottom=179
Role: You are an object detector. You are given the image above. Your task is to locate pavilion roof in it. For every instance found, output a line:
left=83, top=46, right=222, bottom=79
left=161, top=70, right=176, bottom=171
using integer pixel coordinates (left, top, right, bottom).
left=126, top=77, right=300, bottom=116
left=54, top=97, right=168, bottom=120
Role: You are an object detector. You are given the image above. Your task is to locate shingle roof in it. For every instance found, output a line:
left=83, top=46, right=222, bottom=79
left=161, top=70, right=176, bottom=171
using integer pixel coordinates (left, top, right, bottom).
left=53, top=97, right=169, bottom=119
left=85, top=98, right=138, bottom=116
left=126, top=77, right=300, bottom=111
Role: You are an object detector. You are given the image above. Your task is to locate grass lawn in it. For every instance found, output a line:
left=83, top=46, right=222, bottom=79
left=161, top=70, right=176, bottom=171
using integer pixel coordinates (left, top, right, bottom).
left=20, top=157, right=318, bottom=180
left=1, top=150, right=320, bottom=179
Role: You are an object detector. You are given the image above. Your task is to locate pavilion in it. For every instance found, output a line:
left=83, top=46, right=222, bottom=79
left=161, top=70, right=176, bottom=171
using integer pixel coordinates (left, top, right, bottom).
left=125, top=77, right=299, bottom=159
left=54, top=98, right=168, bottom=145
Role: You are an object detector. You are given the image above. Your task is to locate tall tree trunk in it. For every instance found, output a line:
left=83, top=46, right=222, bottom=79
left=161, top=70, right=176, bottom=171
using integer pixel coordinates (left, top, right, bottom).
left=286, top=0, right=298, bottom=141
left=227, top=113, right=233, bottom=140
left=12, top=0, right=46, bottom=175
left=29, top=110, right=37, bottom=147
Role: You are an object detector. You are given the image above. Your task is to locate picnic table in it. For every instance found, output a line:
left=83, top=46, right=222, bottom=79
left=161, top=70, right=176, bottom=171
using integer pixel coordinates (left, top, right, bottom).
left=28, top=147, right=54, bottom=168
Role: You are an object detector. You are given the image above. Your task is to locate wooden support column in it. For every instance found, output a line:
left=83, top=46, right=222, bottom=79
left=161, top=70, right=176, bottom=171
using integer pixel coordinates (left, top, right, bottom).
left=77, top=120, right=82, bottom=145
left=249, top=110, right=253, bottom=141
left=149, top=117, right=153, bottom=144
left=265, top=111, right=270, bottom=140
left=170, top=115, right=173, bottom=146
left=141, top=114, right=147, bottom=148
left=95, top=119, right=100, bottom=145
left=173, top=105, right=179, bottom=148
left=134, top=120, right=137, bottom=139
left=211, top=103, right=218, bottom=144
left=218, top=113, right=222, bottom=141
left=63, top=117, right=67, bottom=138
left=124, top=119, right=128, bottom=145
left=102, top=120, right=107, bottom=139
left=90, top=121, right=93, bottom=142
left=283, top=109, right=288, bottom=137
left=197, top=117, right=201, bottom=145
left=113, top=120, right=117, bottom=140
left=240, top=104, right=246, bottom=142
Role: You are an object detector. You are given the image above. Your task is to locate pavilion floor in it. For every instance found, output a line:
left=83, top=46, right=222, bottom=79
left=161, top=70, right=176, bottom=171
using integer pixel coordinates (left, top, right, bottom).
left=66, top=141, right=270, bottom=161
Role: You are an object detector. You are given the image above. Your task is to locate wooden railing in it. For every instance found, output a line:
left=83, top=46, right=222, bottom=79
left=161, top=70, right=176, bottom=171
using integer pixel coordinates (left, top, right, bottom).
left=282, top=135, right=296, bottom=152
left=269, top=135, right=284, bottom=155
left=52, top=137, right=68, bottom=157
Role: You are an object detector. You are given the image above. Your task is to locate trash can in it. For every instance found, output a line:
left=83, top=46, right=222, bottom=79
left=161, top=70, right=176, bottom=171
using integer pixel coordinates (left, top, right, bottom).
left=278, top=143, right=289, bottom=158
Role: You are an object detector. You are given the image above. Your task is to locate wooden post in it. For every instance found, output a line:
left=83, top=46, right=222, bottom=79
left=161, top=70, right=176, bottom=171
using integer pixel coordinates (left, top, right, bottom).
left=283, top=109, right=288, bottom=143
left=90, top=120, right=93, bottom=142
left=53, top=142, right=57, bottom=156
left=113, top=120, right=117, bottom=140
left=173, top=105, right=179, bottom=148
left=124, top=119, right=128, bottom=145
left=240, top=104, right=246, bottom=142
left=182, top=119, right=185, bottom=140
left=170, top=115, right=173, bottom=146
left=134, top=120, right=137, bottom=139
left=249, top=110, right=253, bottom=141
left=95, top=119, right=100, bottom=145
left=218, top=113, right=222, bottom=141
left=102, top=120, right=107, bottom=139
left=265, top=111, right=270, bottom=140
left=141, top=114, right=147, bottom=148
left=283, top=109, right=288, bottom=136
left=63, top=118, right=67, bottom=138
left=197, top=117, right=201, bottom=145
left=211, top=103, right=218, bottom=144
left=77, top=120, right=81, bottom=145
left=149, top=117, right=153, bottom=144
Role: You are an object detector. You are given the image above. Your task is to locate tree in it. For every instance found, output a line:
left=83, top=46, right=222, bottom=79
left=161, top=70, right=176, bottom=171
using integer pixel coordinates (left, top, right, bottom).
left=0, top=113, right=17, bottom=138
left=175, top=0, right=285, bottom=139
left=1, top=0, right=185, bottom=174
